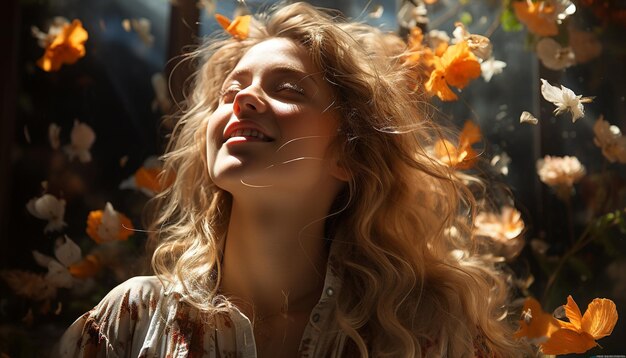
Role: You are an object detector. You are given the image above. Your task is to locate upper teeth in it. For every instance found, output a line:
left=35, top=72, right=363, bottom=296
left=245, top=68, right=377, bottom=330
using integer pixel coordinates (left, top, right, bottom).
left=229, top=128, right=267, bottom=140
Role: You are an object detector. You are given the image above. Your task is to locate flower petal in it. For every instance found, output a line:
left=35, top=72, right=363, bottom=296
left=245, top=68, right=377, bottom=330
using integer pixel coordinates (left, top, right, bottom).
left=514, top=297, right=561, bottom=341
left=581, top=298, right=618, bottom=340
left=426, top=69, right=458, bottom=101
left=459, top=120, right=482, bottom=147
left=540, top=78, right=564, bottom=106
left=540, top=329, right=597, bottom=355
left=55, top=236, right=82, bottom=267
left=563, top=295, right=584, bottom=330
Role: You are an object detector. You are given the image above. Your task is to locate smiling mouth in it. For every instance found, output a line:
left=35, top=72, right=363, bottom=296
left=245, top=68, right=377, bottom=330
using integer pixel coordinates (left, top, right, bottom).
left=226, top=128, right=273, bottom=142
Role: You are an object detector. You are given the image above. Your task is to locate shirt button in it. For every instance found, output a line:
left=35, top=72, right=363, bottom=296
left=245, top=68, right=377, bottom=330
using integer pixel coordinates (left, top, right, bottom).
left=326, top=287, right=334, bottom=297
left=312, top=313, right=321, bottom=322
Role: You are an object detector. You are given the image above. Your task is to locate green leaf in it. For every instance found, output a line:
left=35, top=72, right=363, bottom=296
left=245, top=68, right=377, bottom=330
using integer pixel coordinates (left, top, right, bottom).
left=459, top=11, right=473, bottom=26
left=501, top=8, right=523, bottom=32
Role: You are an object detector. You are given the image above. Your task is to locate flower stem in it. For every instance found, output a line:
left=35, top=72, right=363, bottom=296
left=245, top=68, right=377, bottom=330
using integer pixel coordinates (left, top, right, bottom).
left=541, top=223, right=594, bottom=303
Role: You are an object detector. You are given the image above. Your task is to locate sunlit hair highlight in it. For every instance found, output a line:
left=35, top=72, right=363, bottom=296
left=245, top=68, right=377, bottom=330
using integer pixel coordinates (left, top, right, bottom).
left=149, top=2, right=527, bottom=356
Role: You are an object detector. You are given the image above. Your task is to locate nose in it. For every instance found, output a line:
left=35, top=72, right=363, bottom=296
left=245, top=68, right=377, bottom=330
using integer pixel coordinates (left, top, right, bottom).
left=233, top=84, right=267, bottom=117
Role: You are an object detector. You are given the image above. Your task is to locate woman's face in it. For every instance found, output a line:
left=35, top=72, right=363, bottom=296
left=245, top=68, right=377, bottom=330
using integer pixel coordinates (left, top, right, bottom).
left=205, top=38, right=345, bottom=197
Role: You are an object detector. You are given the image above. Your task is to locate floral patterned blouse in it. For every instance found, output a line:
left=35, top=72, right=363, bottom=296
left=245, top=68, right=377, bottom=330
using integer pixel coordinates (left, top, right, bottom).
left=54, top=249, right=345, bottom=358
left=54, top=246, right=494, bottom=358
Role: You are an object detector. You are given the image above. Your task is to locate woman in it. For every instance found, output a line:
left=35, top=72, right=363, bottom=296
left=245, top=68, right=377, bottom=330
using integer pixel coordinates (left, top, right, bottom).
left=56, top=2, right=526, bottom=357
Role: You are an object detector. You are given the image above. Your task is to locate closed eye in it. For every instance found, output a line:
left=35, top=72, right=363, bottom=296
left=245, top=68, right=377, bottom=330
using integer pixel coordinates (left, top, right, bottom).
left=220, top=86, right=240, bottom=103
left=276, top=82, right=305, bottom=95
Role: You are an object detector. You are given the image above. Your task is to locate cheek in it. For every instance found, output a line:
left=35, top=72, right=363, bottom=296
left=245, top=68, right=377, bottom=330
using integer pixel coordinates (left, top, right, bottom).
left=205, top=109, right=228, bottom=149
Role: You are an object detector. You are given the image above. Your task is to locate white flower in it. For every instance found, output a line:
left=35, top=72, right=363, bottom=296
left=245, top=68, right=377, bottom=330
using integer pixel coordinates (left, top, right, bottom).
left=520, top=111, right=539, bottom=125
left=427, top=29, right=450, bottom=50
left=26, top=193, right=67, bottom=232
left=151, top=73, right=172, bottom=113
left=540, top=79, right=592, bottom=123
left=63, top=120, right=96, bottom=163
left=397, top=1, right=428, bottom=28
left=593, top=116, right=626, bottom=163
left=367, top=4, right=384, bottom=19
left=536, top=155, right=586, bottom=199
left=196, top=0, right=216, bottom=16
left=31, top=17, right=69, bottom=48
left=122, top=18, right=154, bottom=47
left=568, top=26, right=602, bottom=64
left=98, top=202, right=124, bottom=242
left=490, top=152, right=511, bottom=176
left=553, top=0, right=576, bottom=22
left=474, top=206, right=525, bottom=260
left=48, top=123, right=61, bottom=149
left=452, top=22, right=470, bottom=43
left=481, top=57, right=506, bottom=82
left=453, top=22, right=492, bottom=60
left=536, top=38, right=575, bottom=71
left=32, top=236, right=82, bottom=289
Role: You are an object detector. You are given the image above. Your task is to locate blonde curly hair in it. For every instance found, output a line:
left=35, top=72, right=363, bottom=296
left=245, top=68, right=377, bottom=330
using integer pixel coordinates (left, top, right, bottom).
left=149, top=2, right=527, bottom=356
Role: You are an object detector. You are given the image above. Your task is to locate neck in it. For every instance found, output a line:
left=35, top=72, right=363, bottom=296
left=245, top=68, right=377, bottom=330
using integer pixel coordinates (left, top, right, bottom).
left=220, top=191, right=336, bottom=320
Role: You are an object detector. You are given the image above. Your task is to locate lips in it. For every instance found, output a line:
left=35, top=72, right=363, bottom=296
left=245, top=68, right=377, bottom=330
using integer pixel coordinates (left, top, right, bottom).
left=223, top=121, right=273, bottom=143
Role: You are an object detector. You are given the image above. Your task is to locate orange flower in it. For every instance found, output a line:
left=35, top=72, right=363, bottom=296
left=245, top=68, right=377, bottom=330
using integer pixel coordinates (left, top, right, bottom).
left=514, top=297, right=561, bottom=343
left=425, top=41, right=481, bottom=101
left=434, top=121, right=482, bottom=169
left=425, top=70, right=458, bottom=101
left=86, top=202, right=133, bottom=244
left=37, top=19, right=88, bottom=72
left=215, top=14, right=251, bottom=40
left=67, top=254, right=101, bottom=279
left=135, top=167, right=174, bottom=195
left=513, top=0, right=559, bottom=37
left=541, top=296, right=618, bottom=355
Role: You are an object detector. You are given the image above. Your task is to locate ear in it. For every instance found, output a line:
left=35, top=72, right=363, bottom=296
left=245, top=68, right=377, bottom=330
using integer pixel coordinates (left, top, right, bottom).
left=330, top=160, right=350, bottom=182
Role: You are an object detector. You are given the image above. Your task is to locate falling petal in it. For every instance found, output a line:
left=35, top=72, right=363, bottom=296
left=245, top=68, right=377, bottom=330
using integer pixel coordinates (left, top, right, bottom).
left=121, top=19, right=132, bottom=32
left=368, top=4, right=384, bottom=19
left=119, top=155, right=129, bottom=167
left=215, top=14, right=251, bottom=40
left=86, top=202, right=134, bottom=244
left=32, top=250, right=54, bottom=268
left=490, top=152, right=511, bottom=176
left=536, top=38, right=575, bottom=71
left=541, top=329, right=597, bottom=354
left=24, top=126, right=31, bottom=144
left=131, top=18, right=154, bottom=47
left=37, top=19, right=88, bottom=72
left=481, top=57, right=506, bottom=82
left=151, top=73, right=172, bottom=113
left=540, top=79, right=590, bottom=122
left=593, top=115, right=626, bottom=163
left=514, top=297, right=560, bottom=343
left=68, top=254, right=102, bottom=279
left=46, top=260, right=74, bottom=288
left=49, top=123, right=61, bottom=149
left=520, top=111, right=539, bottom=125
left=26, top=193, right=67, bottom=232
left=197, top=0, right=217, bottom=16
left=54, top=236, right=82, bottom=268
left=64, top=119, right=95, bottom=163
left=581, top=298, right=618, bottom=339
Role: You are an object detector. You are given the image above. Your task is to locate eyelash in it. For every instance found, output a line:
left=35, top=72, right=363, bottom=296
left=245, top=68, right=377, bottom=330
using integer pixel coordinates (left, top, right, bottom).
left=219, top=82, right=305, bottom=102
left=276, top=82, right=305, bottom=94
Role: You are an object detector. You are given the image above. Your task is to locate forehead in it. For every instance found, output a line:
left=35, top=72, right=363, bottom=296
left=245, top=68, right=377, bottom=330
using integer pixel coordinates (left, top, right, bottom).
left=232, top=37, right=320, bottom=77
